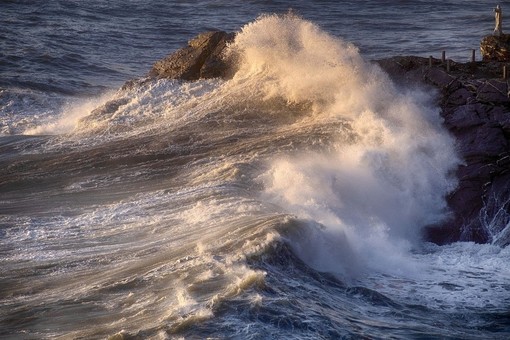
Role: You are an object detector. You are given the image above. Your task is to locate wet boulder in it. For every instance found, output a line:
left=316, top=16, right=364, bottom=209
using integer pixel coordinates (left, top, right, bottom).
left=376, top=56, right=510, bottom=245
left=149, top=31, right=235, bottom=81
left=476, top=79, right=509, bottom=103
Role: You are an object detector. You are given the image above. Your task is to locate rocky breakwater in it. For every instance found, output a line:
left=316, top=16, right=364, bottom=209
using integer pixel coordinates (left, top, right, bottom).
left=377, top=56, right=510, bottom=246
left=108, top=31, right=509, bottom=246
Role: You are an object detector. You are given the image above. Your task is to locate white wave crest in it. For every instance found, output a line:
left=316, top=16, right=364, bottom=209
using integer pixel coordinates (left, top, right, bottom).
left=239, top=14, right=460, bottom=276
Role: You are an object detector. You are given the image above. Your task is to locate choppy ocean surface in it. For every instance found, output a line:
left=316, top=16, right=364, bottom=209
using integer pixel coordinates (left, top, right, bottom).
left=1, top=1, right=510, bottom=339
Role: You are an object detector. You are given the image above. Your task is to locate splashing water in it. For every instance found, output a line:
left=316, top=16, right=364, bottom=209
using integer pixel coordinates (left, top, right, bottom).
left=1, top=13, right=509, bottom=340
left=224, top=14, right=460, bottom=276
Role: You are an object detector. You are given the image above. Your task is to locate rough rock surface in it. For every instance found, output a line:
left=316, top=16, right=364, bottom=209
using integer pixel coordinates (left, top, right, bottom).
left=149, top=31, right=235, bottom=81
left=377, top=56, right=510, bottom=245
left=480, top=34, right=510, bottom=61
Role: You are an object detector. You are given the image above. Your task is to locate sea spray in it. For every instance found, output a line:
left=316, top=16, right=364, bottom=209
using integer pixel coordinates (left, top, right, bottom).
left=18, top=12, right=462, bottom=291
left=226, top=13, right=362, bottom=113
left=2, top=3, right=510, bottom=338
left=23, top=91, right=116, bottom=135
left=227, top=14, right=461, bottom=276
left=64, top=13, right=462, bottom=277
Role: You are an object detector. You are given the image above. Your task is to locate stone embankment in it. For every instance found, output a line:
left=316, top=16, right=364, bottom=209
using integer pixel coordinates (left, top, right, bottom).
left=377, top=56, right=509, bottom=245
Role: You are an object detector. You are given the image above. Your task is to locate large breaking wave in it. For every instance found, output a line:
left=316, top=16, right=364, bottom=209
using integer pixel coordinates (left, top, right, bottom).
left=2, top=14, right=508, bottom=340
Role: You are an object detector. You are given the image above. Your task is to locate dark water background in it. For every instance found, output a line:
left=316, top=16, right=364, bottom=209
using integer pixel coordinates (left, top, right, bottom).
left=0, top=0, right=497, bottom=94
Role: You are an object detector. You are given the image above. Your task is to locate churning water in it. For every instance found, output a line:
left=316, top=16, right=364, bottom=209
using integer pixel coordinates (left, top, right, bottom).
left=1, top=1, right=509, bottom=339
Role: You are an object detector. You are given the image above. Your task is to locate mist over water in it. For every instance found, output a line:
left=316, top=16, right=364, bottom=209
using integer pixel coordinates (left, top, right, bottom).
left=1, top=5, right=510, bottom=340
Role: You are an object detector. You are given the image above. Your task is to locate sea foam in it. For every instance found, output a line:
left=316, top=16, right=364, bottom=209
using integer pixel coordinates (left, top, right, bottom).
left=229, top=14, right=461, bottom=277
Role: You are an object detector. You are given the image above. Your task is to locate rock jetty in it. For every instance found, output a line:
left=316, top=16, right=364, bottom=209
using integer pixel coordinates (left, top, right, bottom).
left=376, top=56, right=509, bottom=245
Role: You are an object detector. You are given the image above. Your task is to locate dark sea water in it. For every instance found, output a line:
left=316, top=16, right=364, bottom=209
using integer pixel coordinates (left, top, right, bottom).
left=1, top=1, right=510, bottom=339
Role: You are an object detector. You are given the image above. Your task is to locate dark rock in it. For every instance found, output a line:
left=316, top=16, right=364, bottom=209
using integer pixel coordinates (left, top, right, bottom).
left=490, top=106, right=510, bottom=130
left=480, top=34, right=510, bottom=61
left=89, top=97, right=130, bottom=119
left=199, top=33, right=236, bottom=79
left=149, top=31, right=235, bottom=81
left=455, top=123, right=507, bottom=158
left=482, top=170, right=510, bottom=245
left=424, top=67, right=460, bottom=90
left=476, top=79, right=509, bottom=103
left=446, top=87, right=474, bottom=107
left=375, top=56, right=429, bottom=85
left=444, top=103, right=486, bottom=130
left=376, top=55, right=510, bottom=246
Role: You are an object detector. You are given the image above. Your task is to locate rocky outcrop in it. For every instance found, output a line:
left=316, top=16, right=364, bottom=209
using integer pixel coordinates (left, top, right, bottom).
left=377, top=56, right=510, bottom=245
left=480, top=34, right=510, bottom=61
left=149, top=31, right=235, bottom=81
